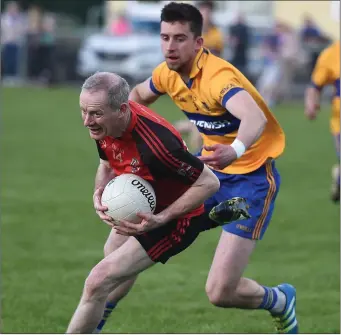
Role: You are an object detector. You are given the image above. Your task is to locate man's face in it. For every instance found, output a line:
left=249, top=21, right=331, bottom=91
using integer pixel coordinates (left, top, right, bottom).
left=80, top=89, right=126, bottom=140
left=160, top=21, right=203, bottom=72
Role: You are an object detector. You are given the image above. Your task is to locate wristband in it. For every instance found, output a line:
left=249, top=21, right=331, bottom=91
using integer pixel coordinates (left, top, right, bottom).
left=230, top=139, right=246, bottom=158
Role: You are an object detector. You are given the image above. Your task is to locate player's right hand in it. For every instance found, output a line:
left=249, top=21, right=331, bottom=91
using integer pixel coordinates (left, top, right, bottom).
left=93, top=187, right=114, bottom=227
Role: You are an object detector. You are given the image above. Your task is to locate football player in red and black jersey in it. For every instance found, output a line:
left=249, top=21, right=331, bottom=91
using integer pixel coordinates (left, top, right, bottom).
left=66, top=72, right=249, bottom=333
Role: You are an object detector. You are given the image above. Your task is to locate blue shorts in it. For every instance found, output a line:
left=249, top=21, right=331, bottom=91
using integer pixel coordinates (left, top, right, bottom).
left=205, top=160, right=281, bottom=240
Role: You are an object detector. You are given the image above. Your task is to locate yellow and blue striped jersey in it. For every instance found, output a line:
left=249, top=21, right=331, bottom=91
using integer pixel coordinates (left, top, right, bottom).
left=150, top=48, right=285, bottom=174
left=311, top=41, right=340, bottom=135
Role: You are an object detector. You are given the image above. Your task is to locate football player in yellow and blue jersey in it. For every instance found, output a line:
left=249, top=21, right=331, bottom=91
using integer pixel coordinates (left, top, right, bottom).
left=94, top=3, right=298, bottom=334
left=305, top=41, right=340, bottom=202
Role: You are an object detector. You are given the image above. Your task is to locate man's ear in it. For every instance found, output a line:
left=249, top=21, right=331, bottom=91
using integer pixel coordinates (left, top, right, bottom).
left=119, top=102, right=128, bottom=117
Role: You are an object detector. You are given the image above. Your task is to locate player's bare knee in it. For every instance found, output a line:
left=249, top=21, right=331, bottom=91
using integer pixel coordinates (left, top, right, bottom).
left=84, top=264, right=118, bottom=300
left=205, top=280, right=237, bottom=307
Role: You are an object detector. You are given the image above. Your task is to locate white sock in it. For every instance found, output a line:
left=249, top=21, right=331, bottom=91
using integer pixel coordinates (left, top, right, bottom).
left=270, top=287, right=287, bottom=314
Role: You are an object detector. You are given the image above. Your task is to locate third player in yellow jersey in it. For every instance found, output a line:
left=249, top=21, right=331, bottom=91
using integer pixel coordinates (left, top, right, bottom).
left=305, top=41, right=340, bottom=201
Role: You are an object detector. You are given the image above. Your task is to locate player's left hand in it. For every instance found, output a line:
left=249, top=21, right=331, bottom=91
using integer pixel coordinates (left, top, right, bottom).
left=114, top=212, right=163, bottom=236
left=198, top=144, right=237, bottom=170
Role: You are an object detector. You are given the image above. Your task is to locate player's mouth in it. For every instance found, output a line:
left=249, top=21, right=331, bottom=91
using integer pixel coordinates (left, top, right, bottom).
left=89, top=127, right=102, bottom=135
left=167, top=56, right=179, bottom=63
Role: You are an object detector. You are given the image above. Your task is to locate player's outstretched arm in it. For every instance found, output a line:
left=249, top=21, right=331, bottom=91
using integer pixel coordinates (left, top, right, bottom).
left=129, top=77, right=160, bottom=106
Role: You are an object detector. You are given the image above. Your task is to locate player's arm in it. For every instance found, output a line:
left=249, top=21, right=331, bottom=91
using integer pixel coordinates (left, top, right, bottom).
left=129, top=77, right=160, bottom=106
left=114, top=141, right=219, bottom=235
left=304, top=50, right=331, bottom=120
left=304, top=86, right=322, bottom=120
left=93, top=142, right=115, bottom=224
left=129, top=63, right=167, bottom=106
left=155, top=153, right=219, bottom=224
left=143, top=125, right=219, bottom=223
left=199, top=84, right=267, bottom=169
left=94, top=159, right=115, bottom=193
left=224, top=89, right=267, bottom=151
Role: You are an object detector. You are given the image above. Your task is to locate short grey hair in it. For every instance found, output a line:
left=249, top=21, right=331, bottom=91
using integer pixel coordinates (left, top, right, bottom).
left=81, top=72, right=130, bottom=111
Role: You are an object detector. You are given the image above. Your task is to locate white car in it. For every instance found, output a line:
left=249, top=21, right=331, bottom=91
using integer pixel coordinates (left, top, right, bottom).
left=77, top=32, right=164, bottom=85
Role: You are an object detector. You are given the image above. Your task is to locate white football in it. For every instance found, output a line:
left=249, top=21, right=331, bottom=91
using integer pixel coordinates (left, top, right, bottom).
left=101, top=174, right=156, bottom=224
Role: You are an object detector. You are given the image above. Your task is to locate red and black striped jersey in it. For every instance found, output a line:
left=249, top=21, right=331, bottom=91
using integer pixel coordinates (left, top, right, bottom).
left=96, top=101, right=205, bottom=216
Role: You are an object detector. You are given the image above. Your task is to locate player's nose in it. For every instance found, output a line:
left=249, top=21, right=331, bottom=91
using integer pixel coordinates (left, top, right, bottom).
left=167, top=39, right=176, bottom=51
left=83, top=114, right=93, bottom=127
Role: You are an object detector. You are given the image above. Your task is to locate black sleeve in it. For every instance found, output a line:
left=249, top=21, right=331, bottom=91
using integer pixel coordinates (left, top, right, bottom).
left=149, top=147, right=204, bottom=185
left=96, top=140, right=108, bottom=160
left=134, top=116, right=204, bottom=185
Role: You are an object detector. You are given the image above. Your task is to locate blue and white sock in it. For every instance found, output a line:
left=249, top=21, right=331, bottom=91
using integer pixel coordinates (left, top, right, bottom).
left=93, top=302, right=117, bottom=334
left=258, top=286, right=286, bottom=314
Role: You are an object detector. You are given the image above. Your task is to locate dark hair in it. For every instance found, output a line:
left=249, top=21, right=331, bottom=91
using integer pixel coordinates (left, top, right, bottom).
left=161, top=2, right=203, bottom=37
left=197, top=1, right=215, bottom=11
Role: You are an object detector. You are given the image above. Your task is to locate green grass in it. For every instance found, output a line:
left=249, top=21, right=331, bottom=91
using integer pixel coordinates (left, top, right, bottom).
left=1, top=86, right=339, bottom=333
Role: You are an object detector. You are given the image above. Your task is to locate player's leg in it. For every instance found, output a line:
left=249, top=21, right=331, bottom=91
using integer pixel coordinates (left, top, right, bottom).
left=205, top=161, right=298, bottom=333
left=68, top=211, right=215, bottom=334
left=206, top=231, right=262, bottom=308
left=94, top=229, right=138, bottom=333
left=331, top=133, right=340, bottom=202
left=66, top=236, right=155, bottom=333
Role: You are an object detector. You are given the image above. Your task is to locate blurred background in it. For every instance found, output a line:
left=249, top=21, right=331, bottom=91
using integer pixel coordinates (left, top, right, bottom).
left=0, top=0, right=339, bottom=95
left=1, top=1, right=340, bottom=333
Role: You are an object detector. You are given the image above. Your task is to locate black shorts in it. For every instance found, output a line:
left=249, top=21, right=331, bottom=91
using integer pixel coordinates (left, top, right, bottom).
left=135, top=212, right=218, bottom=264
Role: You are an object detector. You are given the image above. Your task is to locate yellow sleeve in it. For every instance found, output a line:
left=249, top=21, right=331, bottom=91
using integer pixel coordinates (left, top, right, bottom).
left=210, top=68, right=244, bottom=107
left=150, top=62, right=167, bottom=95
left=311, top=48, right=333, bottom=89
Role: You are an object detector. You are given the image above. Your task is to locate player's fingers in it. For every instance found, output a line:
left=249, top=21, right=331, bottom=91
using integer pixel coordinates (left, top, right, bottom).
left=114, top=228, right=131, bottom=236
left=208, top=164, right=220, bottom=170
left=95, top=203, right=108, bottom=212
left=95, top=204, right=108, bottom=212
left=136, top=212, right=151, bottom=221
left=93, top=187, right=104, bottom=200
left=204, top=144, right=219, bottom=151
left=93, top=188, right=107, bottom=208
left=103, top=219, right=115, bottom=227
left=96, top=211, right=112, bottom=222
left=197, top=154, right=211, bottom=161
left=114, top=226, right=137, bottom=236
left=93, top=193, right=107, bottom=209
left=118, top=219, right=138, bottom=230
left=198, top=156, right=217, bottom=164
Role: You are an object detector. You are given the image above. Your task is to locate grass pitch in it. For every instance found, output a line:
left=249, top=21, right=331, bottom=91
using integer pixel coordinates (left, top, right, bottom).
left=1, top=87, right=339, bottom=333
